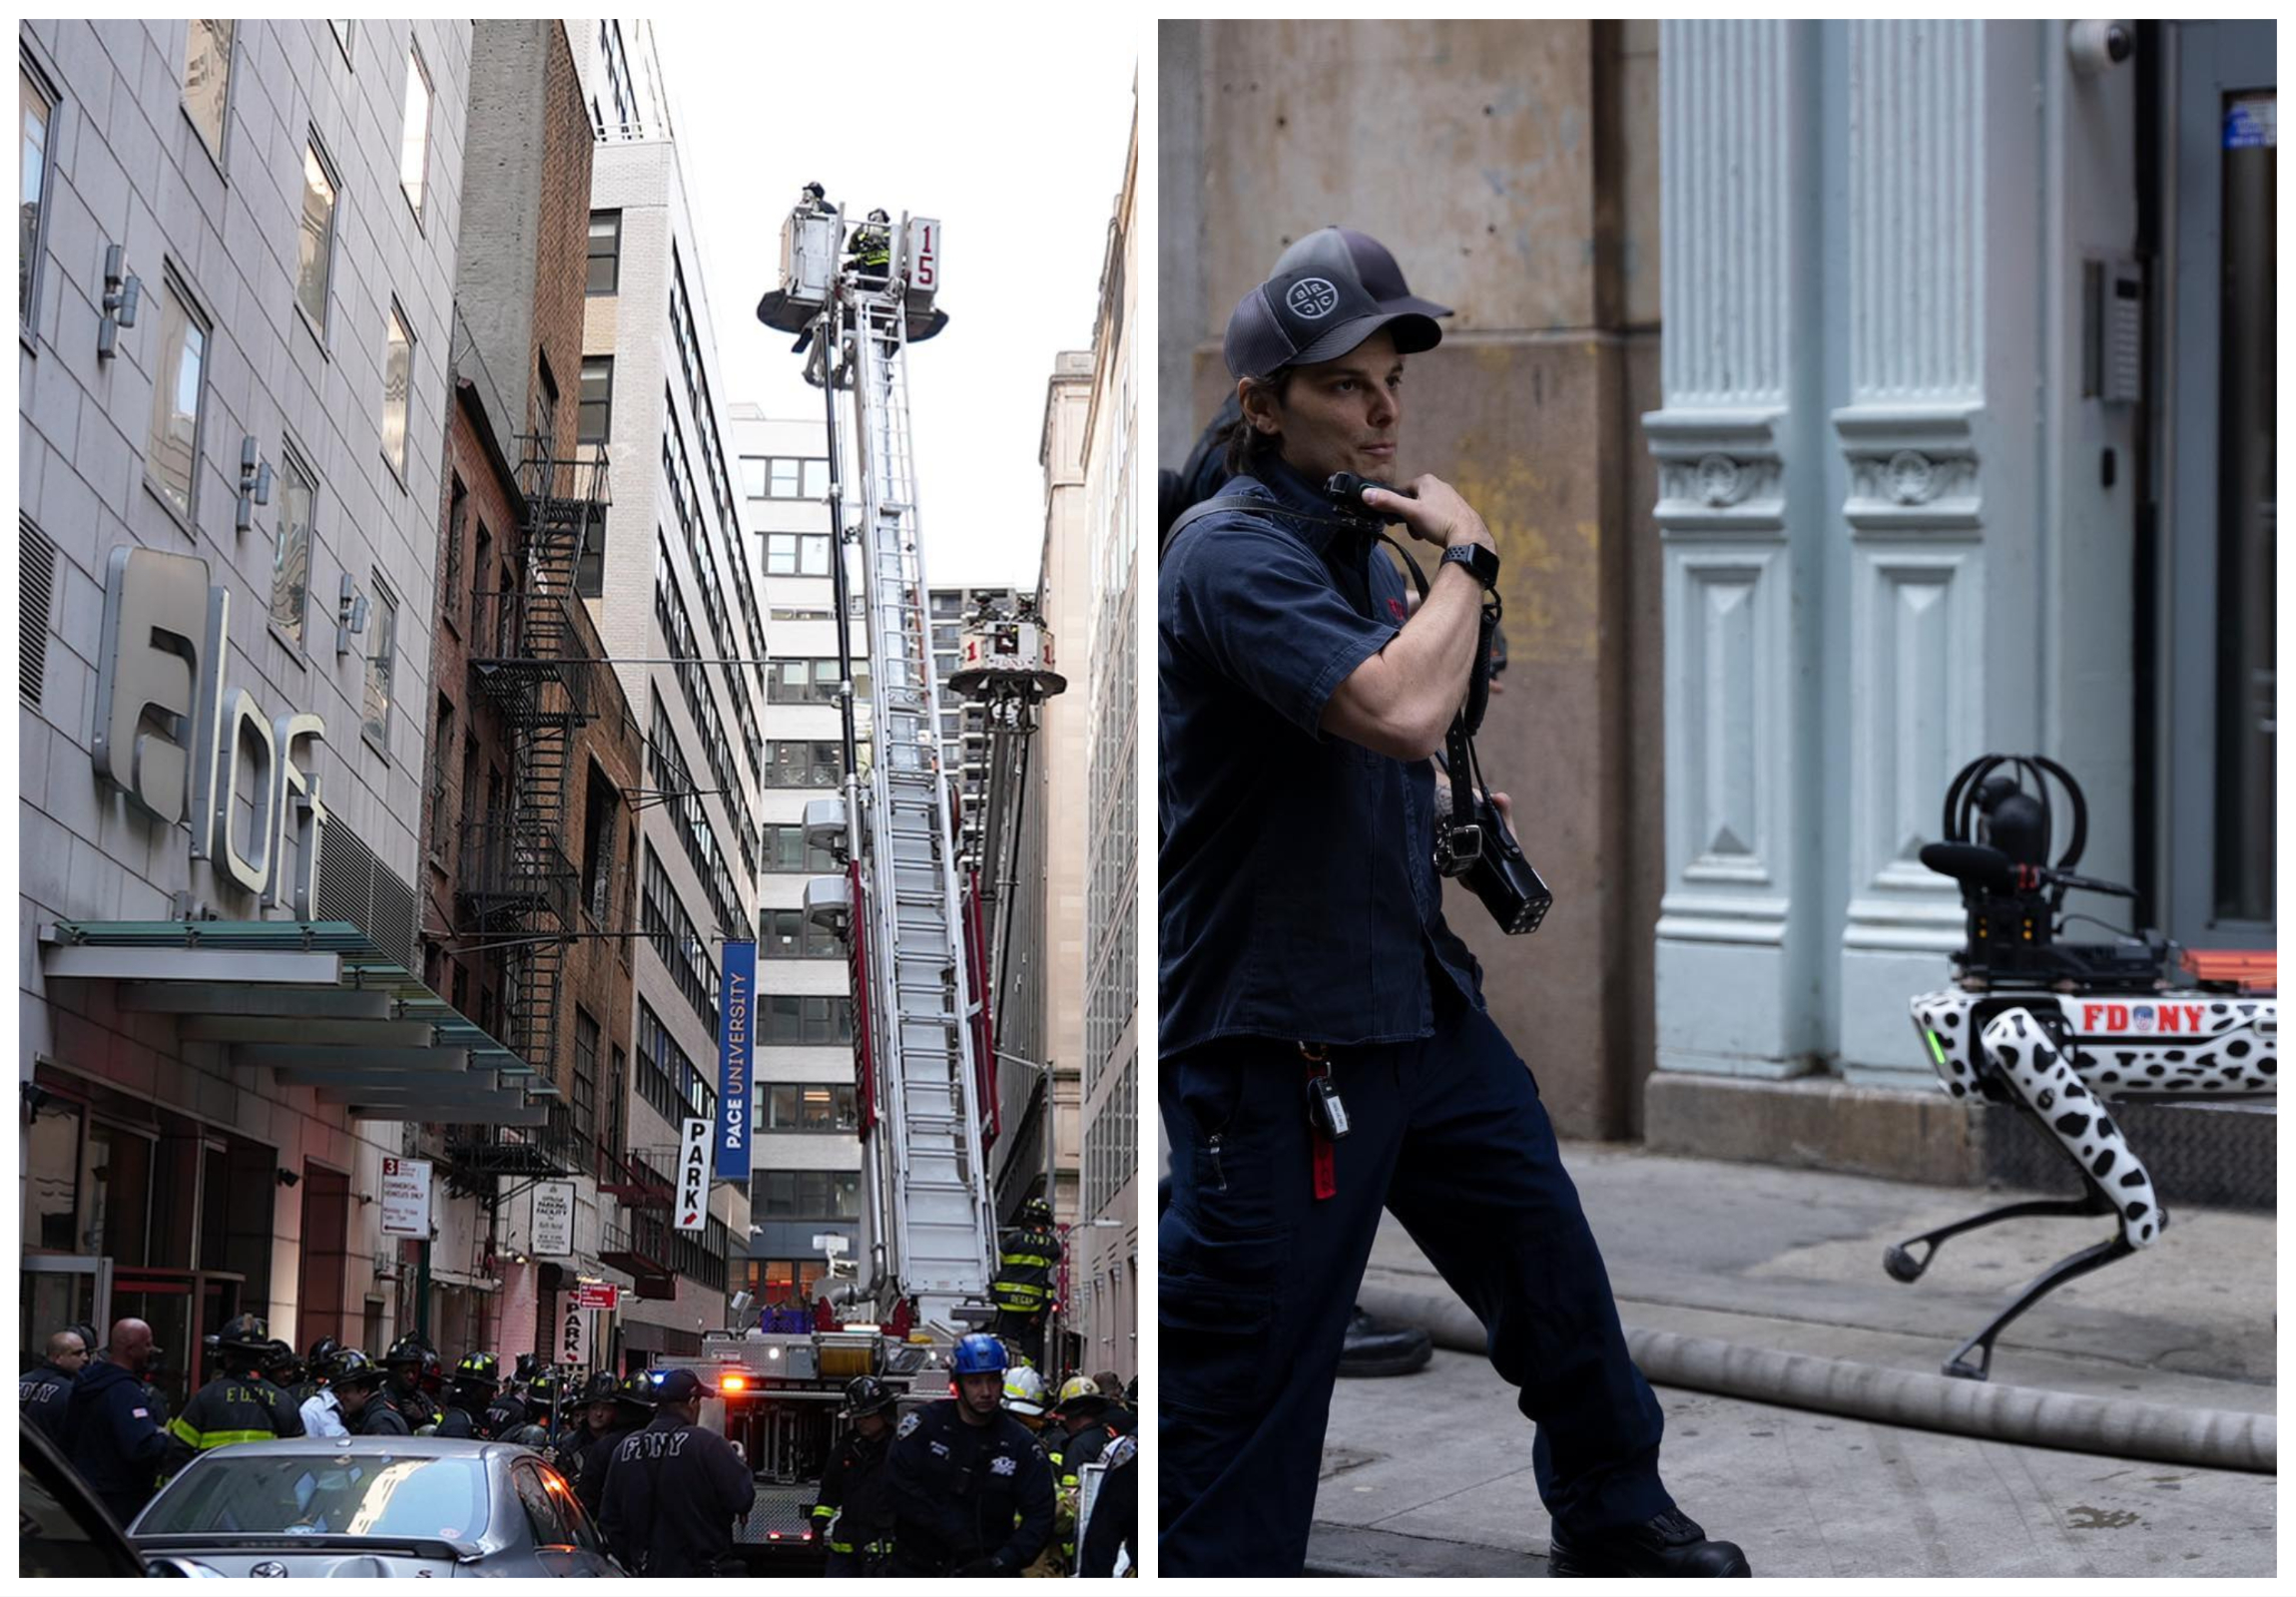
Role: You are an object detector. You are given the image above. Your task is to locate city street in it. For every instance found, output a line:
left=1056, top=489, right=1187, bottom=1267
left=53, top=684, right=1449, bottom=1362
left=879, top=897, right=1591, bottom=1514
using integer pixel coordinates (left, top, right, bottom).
left=1311, top=1144, right=2276, bottom=1578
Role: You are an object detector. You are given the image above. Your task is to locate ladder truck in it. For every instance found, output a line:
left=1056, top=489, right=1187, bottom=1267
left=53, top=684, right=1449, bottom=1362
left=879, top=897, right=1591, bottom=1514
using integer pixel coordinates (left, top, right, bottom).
left=697, top=202, right=999, bottom=1569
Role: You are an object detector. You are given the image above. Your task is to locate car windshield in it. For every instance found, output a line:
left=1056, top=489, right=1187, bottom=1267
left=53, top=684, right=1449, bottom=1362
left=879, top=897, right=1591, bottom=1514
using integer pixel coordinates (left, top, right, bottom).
left=135, top=1451, right=490, bottom=1542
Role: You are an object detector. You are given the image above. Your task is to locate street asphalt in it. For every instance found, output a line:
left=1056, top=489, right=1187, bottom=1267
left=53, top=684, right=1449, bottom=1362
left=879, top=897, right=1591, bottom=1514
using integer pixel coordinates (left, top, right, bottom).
left=1308, top=1143, right=2277, bottom=1578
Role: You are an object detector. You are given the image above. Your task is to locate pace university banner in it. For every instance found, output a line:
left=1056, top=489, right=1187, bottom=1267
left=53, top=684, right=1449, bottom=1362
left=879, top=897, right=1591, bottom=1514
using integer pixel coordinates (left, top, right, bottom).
left=716, top=939, right=756, bottom=1182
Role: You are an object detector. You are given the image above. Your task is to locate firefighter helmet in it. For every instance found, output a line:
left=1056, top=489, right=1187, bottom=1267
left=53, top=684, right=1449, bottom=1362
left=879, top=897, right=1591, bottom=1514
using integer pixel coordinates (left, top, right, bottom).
left=454, top=1351, right=501, bottom=1387
left=842, top=1374, right=898, bottom=1419
left=1055, top=1375, right=1108, bottom=1412
left=327, top=1348, right=384, bottom=1389
left=382, top=1333, right=430, bottom=1369
left=582, top=1372, right=623, bottom=1405
left=951, top=1333, right=1007, bottom=1376
left=1002, top=1366, right=1049, bottom=1418
left=262, top=1339, right=301, bottom=1382
left=306, top=1335, right=341, bottom=1369
left=1022, top=1195, right=1053, bottom=1225
left=216, top=1314, right=272, bottom=1359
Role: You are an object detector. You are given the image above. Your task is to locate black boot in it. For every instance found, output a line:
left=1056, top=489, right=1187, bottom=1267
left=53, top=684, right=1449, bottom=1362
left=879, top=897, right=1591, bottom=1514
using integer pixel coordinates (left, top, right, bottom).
left=1335, top=1305, right=1433, bottom=1377
left=1547, top=1509, right=1751, bottom=1577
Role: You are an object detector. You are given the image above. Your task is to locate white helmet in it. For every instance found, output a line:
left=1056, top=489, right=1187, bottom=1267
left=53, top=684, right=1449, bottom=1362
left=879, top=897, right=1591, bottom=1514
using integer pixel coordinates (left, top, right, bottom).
left=1001, top=1364, right=1048, bottom=1417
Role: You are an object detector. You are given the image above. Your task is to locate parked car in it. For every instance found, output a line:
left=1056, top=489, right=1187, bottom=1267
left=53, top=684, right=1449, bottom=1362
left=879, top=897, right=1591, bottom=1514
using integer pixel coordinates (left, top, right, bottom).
left=20, top=1423, right=217, bottom=1577
left=126, top=1435, right=624, bottom=1577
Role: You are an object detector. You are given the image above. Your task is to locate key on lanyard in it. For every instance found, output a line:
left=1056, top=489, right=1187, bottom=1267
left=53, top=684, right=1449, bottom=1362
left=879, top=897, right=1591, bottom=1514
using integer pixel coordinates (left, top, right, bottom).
left=1300, top=1044, right=1348, bottom=1204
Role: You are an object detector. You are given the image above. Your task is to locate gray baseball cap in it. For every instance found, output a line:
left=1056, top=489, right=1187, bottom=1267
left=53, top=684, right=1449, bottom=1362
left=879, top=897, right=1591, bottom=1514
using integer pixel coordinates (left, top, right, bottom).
left=1223, top=265, right=1443, bottom=382
left=1272, top=227, right=1453, bottom=319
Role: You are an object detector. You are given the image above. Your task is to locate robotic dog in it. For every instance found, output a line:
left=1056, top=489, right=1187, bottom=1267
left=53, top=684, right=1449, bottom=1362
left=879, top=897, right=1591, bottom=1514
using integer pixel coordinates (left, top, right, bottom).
left=1894, top=755, right=2276, bottom=1380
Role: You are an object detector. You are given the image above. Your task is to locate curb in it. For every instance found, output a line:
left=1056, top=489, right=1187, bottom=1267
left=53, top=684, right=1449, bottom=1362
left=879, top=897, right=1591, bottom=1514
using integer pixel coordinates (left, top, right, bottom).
left=1355, top=1281, right=2277, bottom=1476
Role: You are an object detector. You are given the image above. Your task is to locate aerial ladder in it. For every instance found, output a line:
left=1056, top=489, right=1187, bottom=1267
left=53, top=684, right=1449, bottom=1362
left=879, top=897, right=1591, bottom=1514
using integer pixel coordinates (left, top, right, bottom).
left=757, top=203, right=994, bottom=1341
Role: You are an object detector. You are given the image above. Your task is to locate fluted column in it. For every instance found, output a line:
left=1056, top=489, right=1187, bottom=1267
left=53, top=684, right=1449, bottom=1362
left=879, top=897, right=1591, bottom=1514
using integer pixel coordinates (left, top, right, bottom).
left=1645, top=20, right=1817, bottom=1076
left=1831, top=21, right=2040, bottom=1082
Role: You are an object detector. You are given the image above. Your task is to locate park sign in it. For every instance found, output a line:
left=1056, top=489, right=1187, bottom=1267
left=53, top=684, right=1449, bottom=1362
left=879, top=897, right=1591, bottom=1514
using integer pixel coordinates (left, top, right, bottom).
left=716, top=940, right=755, bottom=1181
left=532, top=1182, right=575, bottom=1258
left=379, top=1157, right=432, bottom=1238
left=675, top=1117, right=710, bottom=1232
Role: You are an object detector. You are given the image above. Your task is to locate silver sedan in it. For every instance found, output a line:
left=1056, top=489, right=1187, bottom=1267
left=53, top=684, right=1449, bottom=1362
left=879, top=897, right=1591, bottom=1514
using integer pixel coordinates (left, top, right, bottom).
left=127, top=1434, right=625, bottom=1577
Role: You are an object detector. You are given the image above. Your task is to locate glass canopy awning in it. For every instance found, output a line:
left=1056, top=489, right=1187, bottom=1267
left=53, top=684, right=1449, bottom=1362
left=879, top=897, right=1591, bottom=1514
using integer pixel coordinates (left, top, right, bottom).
left=40, top=920, right=556, bottom=1126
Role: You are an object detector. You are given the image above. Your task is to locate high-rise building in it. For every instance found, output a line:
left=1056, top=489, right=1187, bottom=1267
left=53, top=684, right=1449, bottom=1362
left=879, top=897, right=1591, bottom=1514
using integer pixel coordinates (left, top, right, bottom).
left=20, top=19, right=471, bottom=1387
left=726, top=403, right=869, bottom=1307
left=1070, top=112, right=1140, bottom=1379
left=571, top=18, right=757, bottom=1362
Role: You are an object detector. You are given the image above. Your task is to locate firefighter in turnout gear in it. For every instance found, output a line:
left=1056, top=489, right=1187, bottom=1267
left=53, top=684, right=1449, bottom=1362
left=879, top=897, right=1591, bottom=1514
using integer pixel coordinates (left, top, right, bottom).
left=815, top=1375, right=900, bottom=1577
left=323, top=1349, right=407, bottom=1435
left=991, top=1195, right=1060, bottom=1367
left=162, top=1314, right=302, bottom=1477
left=847, top=207, right=892, bottom=286
left=434, top=1352, right=505, bottom=1439
left=380, top=1334, right=442, bottom=1432
left=886, top=1333, right=1055, bottom=1576
left=287, top=1336, right=338, bottom=1408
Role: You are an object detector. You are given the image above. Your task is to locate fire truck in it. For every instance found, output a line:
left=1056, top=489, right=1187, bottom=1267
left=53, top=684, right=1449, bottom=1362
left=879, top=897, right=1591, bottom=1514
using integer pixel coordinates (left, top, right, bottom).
left=709, top=201, right=1034, bottom=1571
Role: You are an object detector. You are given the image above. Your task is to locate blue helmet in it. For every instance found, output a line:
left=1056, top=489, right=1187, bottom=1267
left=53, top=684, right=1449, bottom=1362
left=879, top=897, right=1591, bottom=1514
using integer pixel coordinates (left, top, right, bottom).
left=951, top=1333, right=1008, bottom=1376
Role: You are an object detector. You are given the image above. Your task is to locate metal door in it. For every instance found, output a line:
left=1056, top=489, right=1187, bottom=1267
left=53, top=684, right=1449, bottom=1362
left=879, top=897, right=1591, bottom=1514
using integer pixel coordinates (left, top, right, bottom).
left=2163, top=21, right=2275, bottom=946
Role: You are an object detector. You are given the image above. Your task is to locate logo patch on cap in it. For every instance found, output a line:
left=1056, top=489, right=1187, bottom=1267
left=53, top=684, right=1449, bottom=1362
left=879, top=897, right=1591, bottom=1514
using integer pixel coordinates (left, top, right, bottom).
left=1285, top=276, right=1340, bottom=320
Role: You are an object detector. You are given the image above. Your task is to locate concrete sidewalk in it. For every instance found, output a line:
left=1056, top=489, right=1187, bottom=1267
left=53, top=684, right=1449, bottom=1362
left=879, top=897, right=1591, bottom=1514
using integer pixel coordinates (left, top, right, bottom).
left=1311, top=1144, right=2276, bottom=1576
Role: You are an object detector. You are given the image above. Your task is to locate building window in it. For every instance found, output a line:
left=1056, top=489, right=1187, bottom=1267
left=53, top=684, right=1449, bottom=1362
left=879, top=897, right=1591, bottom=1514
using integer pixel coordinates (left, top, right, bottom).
left=146, top=271, right=208, bottom=523
left=470, top=524, right=492, bottom=653
left=182, top=20, right=233, bottom=166
left=581, top=761, right=620, bottom=922
left=573, top=1008, right=600, bottom=1145
left=768, top=658, right=867, bottom=706
left=271, top=448, right=315, bottom=644
left=427, top=695, right=453, bottom=859
left=766, top=741, right=844, bottom=789
left=760, top=907, right=842, bottom=960
left=587, top=211, right=620, bottom=294
left=579, top=357, right=613, bottom=447
left=362, top=582, right=396, bottom=751
left=380, top=303, right=412, bottom=478
left=534, top=352, right=558, bottom=453
left=756, top=1084, right=861, bottom=1132
left=441, top=475, right=467, bottom=632
left=766, top=532, right=833, bottom=578
left=760, top=994, right=854, bottom=1046
left=763, top=823, right=841, bottom=873
left=20, top=64, right=55, bottom=325
left=752, top=457, right=831, bottom=500
left=750, top=1169, right=861, bottom=1219
left=398, top=43, right=431, bottom=221
left=295, top=137, right=337, bottom=332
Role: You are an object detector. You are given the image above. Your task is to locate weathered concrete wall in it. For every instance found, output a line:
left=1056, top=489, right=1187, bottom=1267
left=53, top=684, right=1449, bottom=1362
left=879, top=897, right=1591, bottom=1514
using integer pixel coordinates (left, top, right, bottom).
left=1166, top=21, right=1664, bottom=1138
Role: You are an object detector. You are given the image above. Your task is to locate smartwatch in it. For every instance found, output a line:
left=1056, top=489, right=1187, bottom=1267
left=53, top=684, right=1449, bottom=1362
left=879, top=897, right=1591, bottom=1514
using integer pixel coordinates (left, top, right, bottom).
left=1440, top=540, right=1501, bottom=591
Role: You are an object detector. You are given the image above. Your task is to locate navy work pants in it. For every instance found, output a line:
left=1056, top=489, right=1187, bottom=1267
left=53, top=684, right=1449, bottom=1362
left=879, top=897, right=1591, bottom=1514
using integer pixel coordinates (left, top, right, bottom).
left=1158, top=981, right=1674, bottom=1575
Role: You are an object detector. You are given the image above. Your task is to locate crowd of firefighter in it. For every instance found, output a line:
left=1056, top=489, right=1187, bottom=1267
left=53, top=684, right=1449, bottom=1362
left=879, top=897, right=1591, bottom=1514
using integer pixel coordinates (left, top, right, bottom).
left=20, top=1197, right=1134, bottom=1576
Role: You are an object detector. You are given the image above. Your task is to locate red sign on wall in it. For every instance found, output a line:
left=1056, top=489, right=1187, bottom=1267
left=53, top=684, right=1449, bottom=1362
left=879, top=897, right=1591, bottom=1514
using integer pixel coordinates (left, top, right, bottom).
left=575, top=1284, right=620, bottom=1311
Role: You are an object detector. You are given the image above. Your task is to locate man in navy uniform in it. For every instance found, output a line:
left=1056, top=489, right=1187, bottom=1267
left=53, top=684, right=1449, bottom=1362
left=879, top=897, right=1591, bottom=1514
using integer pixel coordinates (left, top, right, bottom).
left=885, top=1333, right=1054, bottom=1576
left=1157, top=244, right=1751, bottom=1578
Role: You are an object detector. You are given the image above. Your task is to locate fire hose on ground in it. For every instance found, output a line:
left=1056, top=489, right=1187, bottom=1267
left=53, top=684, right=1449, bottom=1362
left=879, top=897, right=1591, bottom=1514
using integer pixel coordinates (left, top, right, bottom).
left=1353, top=1282, right=2274, bottom=1475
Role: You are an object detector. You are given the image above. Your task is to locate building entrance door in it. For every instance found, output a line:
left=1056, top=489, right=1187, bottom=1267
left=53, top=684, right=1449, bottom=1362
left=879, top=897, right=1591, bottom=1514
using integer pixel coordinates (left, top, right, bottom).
left=19, top=1255, right=112, bottom=1368
left=2163, top=21, right=2275, bottom=947
left=109, top=1269, right=244, bottom=1420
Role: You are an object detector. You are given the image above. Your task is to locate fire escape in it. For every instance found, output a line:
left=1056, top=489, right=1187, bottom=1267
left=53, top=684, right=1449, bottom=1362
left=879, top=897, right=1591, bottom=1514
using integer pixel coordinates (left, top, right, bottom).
left=444, top=440, right=609, bottom=1187
left=598, top=1143, right=682, bottom=1300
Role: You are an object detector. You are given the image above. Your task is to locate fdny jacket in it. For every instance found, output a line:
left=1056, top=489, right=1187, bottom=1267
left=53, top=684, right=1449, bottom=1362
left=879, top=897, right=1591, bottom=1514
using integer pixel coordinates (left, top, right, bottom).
left=813, top=1425, right=896, bottom=1556
left=19, top=1360, right=76, bottom=1445
left=162, top=1371, right=303, bottom=1477
left=598, top=1410, right=758, bottom=1576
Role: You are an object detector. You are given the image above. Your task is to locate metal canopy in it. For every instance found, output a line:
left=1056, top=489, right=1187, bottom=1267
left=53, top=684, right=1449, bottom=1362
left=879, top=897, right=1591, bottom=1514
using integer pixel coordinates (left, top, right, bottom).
left=41, top=923, right=557, bottom=1117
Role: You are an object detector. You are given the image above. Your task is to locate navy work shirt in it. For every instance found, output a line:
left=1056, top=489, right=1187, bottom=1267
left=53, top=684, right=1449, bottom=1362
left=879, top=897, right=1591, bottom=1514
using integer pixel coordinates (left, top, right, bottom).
left=1158, top=455, right=1482, bottom=1056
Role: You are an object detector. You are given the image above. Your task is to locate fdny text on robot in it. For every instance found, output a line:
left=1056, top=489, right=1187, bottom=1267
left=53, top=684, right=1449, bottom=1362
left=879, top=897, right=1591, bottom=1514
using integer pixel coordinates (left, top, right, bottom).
left=2081, top=1002, right=2211, bottom=1033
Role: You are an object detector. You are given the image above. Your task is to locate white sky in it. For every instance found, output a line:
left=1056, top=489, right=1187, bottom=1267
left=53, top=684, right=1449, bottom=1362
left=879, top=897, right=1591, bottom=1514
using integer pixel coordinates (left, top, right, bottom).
left=652, top=18, right=1140, bottom=593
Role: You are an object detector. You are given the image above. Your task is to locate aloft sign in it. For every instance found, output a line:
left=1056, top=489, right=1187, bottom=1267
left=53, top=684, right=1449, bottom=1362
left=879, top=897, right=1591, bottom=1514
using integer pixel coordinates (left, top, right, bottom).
left=91, top=547, right=327, bottom=910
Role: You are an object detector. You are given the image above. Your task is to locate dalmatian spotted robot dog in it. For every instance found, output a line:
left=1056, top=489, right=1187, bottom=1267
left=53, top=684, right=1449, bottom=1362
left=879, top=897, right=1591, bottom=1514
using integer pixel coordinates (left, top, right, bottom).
left=1895, top=755, right=2276, bottom=1380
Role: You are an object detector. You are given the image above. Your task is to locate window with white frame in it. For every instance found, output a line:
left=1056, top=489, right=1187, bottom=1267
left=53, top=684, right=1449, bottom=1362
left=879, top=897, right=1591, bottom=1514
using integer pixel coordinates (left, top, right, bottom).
left=380, top=303, right=412, bottom=477
left=362, top=582, right=396, bottom=750
left=272, top=448, right=315, bottom=644
left=145, top=272, right=208, bottom=522
left=182, top=21, right=233, bottom=165
left=398, top=43, right=430, bottom=220
left=20, top=64, right=55, bottom=325
left=295, top=137, right=337, bottom=332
